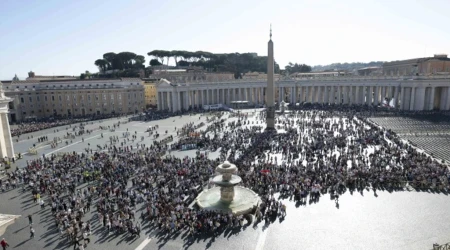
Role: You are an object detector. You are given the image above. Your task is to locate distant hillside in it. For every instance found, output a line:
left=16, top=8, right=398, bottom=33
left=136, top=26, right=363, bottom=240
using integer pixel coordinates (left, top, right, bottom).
left=312, top=61, right=384, bottom=72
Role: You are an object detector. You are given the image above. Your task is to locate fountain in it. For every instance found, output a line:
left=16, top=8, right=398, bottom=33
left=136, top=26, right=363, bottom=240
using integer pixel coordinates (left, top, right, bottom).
left=196, top=161, right=260, bottom=215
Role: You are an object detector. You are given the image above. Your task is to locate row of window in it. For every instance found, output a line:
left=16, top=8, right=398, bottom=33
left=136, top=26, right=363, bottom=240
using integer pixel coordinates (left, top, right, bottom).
left=19, top=93, right=145, bottom=103
left=18, top=102, right=142, bottom=108
left=22, top=107, right=127, bottom=115
left=7, top=83, right=140, bottom=89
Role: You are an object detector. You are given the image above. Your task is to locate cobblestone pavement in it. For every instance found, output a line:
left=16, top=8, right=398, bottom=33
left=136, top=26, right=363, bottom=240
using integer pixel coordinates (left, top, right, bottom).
left=1, top=112, right=450, bottom=250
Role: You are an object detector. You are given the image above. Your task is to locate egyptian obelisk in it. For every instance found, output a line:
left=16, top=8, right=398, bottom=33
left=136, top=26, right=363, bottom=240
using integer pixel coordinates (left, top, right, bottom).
left=265, top=25, right=275, bottom=130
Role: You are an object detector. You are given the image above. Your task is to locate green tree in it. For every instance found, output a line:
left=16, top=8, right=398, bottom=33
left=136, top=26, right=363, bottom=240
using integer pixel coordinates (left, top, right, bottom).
left=285, top=62, right=312, bottom=74
left=150, top=59, right=162, bottom=66
left=102, top=52, right=117, bottom=70
left=95, top=59, right=109, bottom=72
left=148, top=50, right=171, bottom=65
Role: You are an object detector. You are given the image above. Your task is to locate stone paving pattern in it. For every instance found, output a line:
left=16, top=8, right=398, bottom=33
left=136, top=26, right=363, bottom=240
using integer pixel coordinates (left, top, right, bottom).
left=0, top=112, right=450, bottom=250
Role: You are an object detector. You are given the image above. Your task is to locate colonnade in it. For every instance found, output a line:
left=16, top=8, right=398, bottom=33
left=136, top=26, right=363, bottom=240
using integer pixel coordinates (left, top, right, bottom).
left=0, top=92, right=15, bottom=159
left=157, top=79, right=450, bottom=112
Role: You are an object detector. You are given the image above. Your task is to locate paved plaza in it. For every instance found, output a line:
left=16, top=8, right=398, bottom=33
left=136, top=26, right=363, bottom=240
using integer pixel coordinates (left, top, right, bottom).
left=1, top=111, right=450, bottom=250
left=370, top=115, right=450, bottom=163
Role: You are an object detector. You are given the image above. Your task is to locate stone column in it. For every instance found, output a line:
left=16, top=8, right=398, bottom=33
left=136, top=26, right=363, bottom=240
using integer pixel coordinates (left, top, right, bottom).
left=298, top=86, right=303, bottom=103
left=306, top=87, right=310, bottom=103
left=0, top=112, right=14, bottom=159
left=201, top=89, right=204, bottom=105
left=332, top=86, right=337, bottom=104
left=410, top=87, right=416, bottom=111
left=168, top=92, right=172, bottom=112
left=290, top=87, right=293, bottom=103
left=171, top=91, right=176, bottom=112
left=341, top=86, right=347, bottom=104
left=429, top=87, right=435, bottom=110
left=157, top=92, right=162, bottom=110
left=216, top=88, right=219, bottom=103
left=317, top=86, right=322, bottom=104
left=400, top=87, right=405, bottom=110
left=393, top=86, right=399, bottom=108
left=338, top=86, right=342, bottom=104
left=350, top=86, right=354, bottom=104
left=324, top=86, right=329, bottom=105
left=178, top=91, right=182, bottom=111
left=373, top=86, right=379, bottom=105
left=362, top=86, right=367, bottom=104
left=445, top=88, right=450, bottom=110
left=364, top=87, right=369, bottom=105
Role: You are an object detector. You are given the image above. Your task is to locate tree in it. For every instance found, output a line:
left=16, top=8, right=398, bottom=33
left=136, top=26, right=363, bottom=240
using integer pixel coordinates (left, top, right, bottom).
left=95, top=59, right=109, bottom=72
left=285, top=62, right=312, bottom=74
left=95, top=52, right=146, bottom=74
left=150, top=59, right=162, bottom=66
left=171, top=50, right=184, bottom=67
left=102, top=52, right=117, bottom=70
left=147, top=50, right=170, bottom=65
left=178, top=60, right=189, bottom=67
left=134, top=55, right=145, bottom=69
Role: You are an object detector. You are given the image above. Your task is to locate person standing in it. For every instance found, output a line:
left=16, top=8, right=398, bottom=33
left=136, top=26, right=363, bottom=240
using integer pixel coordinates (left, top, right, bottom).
left=28, top=215, right=32, bottom=225
left=82, top=231, right=90, bottom=246
left=72, top=237, right=80, bottom=250
left=1, top=238, right=9, bottom=250
left=30, top=226, right=35, bottom=239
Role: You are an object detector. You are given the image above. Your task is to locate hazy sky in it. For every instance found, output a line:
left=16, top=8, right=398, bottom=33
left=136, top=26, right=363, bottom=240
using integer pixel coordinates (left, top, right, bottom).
left=1, top=0, right=449, bottom=80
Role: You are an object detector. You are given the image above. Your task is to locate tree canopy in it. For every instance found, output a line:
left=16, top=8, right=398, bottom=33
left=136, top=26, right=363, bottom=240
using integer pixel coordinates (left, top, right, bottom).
left=285, top=62, right=312, bottom=74
left=94, top=52, right=146, bottom=72
left=312, top=61, right=384, bottom=72
left=147, top=50, right=280, bottom=78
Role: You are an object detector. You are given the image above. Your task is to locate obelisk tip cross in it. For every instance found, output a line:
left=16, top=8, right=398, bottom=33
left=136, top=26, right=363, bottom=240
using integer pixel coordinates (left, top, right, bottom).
left=270, top=24, right=272, bottom=40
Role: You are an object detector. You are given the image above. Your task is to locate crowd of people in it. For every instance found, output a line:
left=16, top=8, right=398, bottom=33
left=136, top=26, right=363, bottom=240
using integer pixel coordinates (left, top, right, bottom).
left=10, top=114, right=123, bottom=138
left=2, top=105, right=450, bottom=249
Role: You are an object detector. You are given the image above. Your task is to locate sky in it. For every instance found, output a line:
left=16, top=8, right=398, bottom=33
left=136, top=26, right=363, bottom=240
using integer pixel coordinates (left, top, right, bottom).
left=1, top=0, right=449, bottom=80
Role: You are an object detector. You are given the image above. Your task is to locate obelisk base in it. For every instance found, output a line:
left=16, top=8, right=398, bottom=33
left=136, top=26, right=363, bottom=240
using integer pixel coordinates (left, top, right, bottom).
left=265, top=106, right=276, bottom=132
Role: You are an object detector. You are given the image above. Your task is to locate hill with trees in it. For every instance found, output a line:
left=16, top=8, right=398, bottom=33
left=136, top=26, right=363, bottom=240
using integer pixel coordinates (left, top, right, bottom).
left=312, top=61, right=384, bottom=72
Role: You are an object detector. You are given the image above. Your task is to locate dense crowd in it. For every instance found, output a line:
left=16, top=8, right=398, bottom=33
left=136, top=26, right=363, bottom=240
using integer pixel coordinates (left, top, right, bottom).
left=10, top=114, right=123, bottom=137
left=1, top=105, right=450, bottom=248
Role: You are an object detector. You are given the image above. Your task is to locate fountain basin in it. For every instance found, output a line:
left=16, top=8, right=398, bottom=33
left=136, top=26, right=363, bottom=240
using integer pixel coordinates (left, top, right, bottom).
left=212, top=175, right=242, bottom=187
left=196, top=186, right=261, bottom=215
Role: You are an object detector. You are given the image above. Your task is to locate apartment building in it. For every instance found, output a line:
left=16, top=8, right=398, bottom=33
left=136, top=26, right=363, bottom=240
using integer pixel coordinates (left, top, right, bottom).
left=1, top=77, right=145, bottom=122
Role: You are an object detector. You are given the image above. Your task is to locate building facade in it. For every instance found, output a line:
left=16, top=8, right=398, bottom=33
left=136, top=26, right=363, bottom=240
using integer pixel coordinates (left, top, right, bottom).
left=383, top=54, right=450, bottom=76
left=143, top=80, right=158, bottom=108
left=0, top=78, right=145, bottom=122
left=147, top=71, right=234, bottom=83
left=156, top=76, right=450, bottom=112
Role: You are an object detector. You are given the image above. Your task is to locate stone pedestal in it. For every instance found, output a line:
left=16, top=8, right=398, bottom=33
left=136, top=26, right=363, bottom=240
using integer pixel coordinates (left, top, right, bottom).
left=220, top=186, right=235, bottom=202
